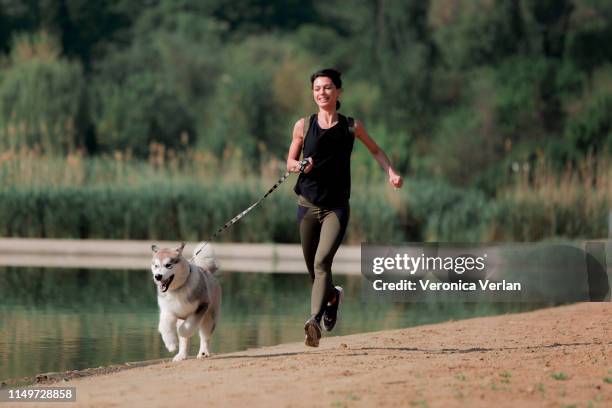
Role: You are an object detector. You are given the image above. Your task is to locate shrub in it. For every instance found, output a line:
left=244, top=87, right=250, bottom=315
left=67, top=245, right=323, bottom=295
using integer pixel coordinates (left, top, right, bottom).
left=0, top=32, right=87, bottom=154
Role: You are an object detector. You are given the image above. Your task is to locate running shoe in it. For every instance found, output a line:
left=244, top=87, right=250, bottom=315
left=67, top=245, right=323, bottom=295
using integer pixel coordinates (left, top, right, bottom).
left=304, top=316, right=322, bottom=347
left=322, top=286, right=344, bottom=332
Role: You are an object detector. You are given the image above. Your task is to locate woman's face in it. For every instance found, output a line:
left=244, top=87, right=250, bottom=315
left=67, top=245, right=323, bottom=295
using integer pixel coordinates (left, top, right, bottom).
left=312, top=76, right=341, bottom=110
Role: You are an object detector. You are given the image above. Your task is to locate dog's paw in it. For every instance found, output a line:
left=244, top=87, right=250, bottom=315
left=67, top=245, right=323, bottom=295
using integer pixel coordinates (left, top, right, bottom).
left=165, top=341, right=178, bottom=353
left=196, top=351, right=210, bottom=359
left=172, top=353, right=187, bottom=362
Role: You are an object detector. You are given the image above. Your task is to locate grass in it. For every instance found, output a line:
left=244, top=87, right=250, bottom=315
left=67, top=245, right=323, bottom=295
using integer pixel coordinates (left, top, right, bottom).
left=493, top=155, right=612, bottom=241
left=330, top=392, right=361, bottom=407
left=504, top=154, right=612, bottom=206
left=499, top=371, right=512, bottom=384
left=346, top=393, right=360, bottom=401
left=551, top=372, right=569, bottom=381
left=0, top=145, right=261, bottom=188
left=0, top=148, right=610, bottom=242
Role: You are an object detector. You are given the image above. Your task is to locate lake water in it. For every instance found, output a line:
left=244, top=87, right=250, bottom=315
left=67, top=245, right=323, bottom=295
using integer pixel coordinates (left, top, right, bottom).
left=0, top=267, right=548, bottom=383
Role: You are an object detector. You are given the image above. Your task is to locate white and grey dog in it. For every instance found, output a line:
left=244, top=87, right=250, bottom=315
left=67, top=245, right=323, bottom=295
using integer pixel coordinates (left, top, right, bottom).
left=150, top=242, right=221, bottom=361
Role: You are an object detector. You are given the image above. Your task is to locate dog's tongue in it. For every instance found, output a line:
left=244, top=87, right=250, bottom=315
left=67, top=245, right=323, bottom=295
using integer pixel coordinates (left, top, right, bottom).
left=160, top=275, right=174, bottom=292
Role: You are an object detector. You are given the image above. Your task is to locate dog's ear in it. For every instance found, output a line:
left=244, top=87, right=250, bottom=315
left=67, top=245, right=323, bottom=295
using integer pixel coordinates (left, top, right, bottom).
left=151, top=244, right=159, bottom=253
left=175, top=242, right=186, bottom=254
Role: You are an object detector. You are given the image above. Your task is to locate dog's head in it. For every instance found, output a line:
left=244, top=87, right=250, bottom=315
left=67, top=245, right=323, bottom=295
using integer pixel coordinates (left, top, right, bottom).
left=151, top=242, right=189, bottom=293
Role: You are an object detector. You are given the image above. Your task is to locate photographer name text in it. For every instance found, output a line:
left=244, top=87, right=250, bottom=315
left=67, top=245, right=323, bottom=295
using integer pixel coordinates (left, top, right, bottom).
left=372, top=279, right=521, bottom=291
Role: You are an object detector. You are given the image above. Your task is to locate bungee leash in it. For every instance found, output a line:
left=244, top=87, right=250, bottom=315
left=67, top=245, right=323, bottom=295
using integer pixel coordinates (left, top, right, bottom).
left=191, top=159, right=309, bottom=259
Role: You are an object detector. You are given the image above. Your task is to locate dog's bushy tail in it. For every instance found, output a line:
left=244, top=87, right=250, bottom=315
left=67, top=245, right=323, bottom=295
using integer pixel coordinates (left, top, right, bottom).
left=192, top=241, right=219, bottom=275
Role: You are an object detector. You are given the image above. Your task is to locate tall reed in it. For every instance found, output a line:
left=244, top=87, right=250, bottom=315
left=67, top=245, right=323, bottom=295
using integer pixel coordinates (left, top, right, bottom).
left=0, top=148, right=609, bottom=242
left=490, top=155, right=611, bottom=240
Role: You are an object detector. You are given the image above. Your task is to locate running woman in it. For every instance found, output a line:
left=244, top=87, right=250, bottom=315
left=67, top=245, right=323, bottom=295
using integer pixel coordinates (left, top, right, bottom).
left=286, top=68, right=403, bottom=347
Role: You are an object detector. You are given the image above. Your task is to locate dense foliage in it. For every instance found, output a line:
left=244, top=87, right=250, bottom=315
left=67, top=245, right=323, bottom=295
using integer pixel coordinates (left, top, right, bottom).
left=0, top=177, right=607, bottom=243
left=0, top=0, right=611, bottom=241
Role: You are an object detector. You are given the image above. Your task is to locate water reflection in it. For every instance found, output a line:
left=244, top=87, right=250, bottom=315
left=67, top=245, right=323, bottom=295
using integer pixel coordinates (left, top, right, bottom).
left=0, top=267, right=550, bottom=382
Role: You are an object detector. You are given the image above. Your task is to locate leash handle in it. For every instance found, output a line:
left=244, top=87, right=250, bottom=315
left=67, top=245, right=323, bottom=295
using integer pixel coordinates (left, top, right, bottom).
left=298, top=159, right=309, bottom=173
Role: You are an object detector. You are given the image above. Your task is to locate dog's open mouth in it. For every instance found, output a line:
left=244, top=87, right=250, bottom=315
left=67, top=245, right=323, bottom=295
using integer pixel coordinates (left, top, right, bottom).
left=160, top=274, right=174, bottom=292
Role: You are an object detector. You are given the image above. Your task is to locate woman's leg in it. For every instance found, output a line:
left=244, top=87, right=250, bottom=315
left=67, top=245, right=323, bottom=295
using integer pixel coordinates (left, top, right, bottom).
left=298, top=205, right=321, bottom=306
left=310, top=207, right=349, bottom=318
left=299, top=205, right=324, bottom=347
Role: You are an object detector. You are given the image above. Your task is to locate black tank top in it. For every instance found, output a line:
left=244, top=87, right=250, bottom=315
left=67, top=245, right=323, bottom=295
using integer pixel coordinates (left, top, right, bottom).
left=294, top=114, right=355, bottom=208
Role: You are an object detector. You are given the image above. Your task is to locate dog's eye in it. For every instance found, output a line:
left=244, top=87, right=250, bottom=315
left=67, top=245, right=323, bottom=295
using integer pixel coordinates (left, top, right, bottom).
left=165, top=263, right=173, bottom=269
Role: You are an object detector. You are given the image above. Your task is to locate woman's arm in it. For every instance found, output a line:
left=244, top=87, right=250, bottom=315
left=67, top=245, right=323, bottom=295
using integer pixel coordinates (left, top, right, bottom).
left=286, top=118, right=313, bottom=173
left=354, top=120, right=403, bottom=188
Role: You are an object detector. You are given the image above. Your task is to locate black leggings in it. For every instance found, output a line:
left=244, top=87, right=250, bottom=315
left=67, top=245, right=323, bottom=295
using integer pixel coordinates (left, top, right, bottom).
left=297, top=201, right=349, bottom=318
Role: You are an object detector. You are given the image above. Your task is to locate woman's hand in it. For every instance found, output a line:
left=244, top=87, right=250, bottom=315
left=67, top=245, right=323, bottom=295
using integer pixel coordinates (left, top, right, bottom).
left=388, top=168, right=403, bottom=188
left=354, top=120, right=403, bottom=189
left=302, top=157, right=314, bottom=174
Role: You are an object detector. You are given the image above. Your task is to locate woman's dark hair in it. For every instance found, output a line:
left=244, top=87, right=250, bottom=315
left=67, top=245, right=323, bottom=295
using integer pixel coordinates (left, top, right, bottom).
left=310, top=68, right=342, bottom=110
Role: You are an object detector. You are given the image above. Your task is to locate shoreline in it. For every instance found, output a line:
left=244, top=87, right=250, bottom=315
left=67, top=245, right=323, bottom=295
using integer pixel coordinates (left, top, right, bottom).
left=0, top=238, right=360, bottom=274
left=2, top=302, right=610, bottom=407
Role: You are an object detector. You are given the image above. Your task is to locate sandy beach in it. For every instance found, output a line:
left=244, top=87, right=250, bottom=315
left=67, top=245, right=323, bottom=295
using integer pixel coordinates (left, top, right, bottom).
left=4, top=302, right=611, bottom=408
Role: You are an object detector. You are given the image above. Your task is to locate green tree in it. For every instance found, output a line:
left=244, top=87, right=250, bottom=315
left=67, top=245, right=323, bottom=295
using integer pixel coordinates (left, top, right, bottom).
left=89, top=2, right=224, bottom=156
left=0, top=31, right=87, bottom=153
left=203, top=34, right=314, bottom=162
left=0, top=0, right=140, bottom=70
left=203, top=0, right=319, bottom=36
